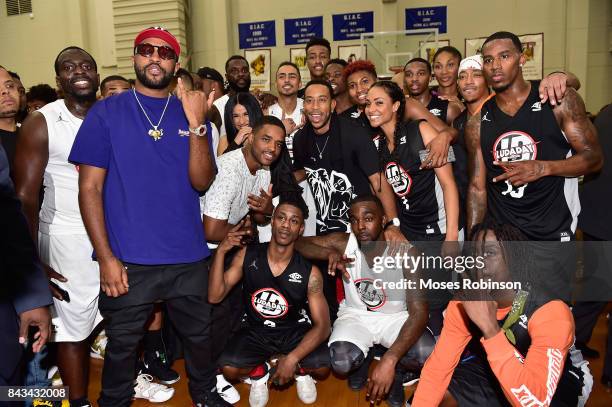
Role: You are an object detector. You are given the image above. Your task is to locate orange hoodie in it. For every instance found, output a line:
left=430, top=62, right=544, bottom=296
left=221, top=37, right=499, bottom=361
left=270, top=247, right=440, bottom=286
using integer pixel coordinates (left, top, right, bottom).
left=412, top=300, right=574, bottom=407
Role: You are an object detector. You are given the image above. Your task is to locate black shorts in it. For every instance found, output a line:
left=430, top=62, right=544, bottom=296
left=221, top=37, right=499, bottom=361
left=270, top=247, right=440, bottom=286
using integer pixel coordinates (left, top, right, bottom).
left=218, top=324, right=330, bottom=369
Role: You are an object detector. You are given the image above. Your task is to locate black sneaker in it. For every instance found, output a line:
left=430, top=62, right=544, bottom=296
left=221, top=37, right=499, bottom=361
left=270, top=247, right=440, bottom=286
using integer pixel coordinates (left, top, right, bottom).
left=193, top=388, right=233, bottom=407
left=401, top=370, right=420, bottom=386
left=140, top=350, right=181, bottom=385
left=348, top=351, right=373, bottom=391
left=386, top=373, right=405, bottom=407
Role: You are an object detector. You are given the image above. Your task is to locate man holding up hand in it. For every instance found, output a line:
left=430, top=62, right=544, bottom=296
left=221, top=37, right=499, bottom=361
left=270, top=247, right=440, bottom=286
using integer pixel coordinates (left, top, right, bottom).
left=68, top=27, right=227, bottom=407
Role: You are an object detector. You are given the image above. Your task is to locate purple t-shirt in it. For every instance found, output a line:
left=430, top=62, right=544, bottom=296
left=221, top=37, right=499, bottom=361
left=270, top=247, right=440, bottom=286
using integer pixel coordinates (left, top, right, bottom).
left=69, top=90, right=212, bottom=265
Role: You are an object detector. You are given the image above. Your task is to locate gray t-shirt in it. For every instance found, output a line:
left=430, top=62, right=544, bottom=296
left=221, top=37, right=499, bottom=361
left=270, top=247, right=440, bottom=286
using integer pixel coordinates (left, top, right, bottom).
left=201, top=148, right=270, bottom=225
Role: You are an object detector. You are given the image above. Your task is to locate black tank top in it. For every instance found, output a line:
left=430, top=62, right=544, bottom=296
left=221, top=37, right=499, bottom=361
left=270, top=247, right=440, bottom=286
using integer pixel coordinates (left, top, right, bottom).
left=381, top=120, right=446, bottom=238
left=427, top=95, right=449, bottom=123
left=480, top=81, right=578, bottom=241
left=242, top=243, right=312, bottom=329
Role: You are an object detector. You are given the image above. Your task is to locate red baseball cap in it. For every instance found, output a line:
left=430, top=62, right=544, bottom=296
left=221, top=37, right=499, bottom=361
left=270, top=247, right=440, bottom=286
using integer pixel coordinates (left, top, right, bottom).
left=134, top=26, right=181, bottom=59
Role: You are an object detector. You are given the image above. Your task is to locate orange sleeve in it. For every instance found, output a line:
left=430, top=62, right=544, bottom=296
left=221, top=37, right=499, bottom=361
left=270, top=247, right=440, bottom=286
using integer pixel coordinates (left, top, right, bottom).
left=480, top=300, right=574, bottom=407
left=412, top=301, right=473, bottom=407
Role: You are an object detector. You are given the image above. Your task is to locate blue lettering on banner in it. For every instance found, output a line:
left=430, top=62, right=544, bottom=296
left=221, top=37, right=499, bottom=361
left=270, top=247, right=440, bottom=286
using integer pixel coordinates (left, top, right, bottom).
left=239, top=20, right=276, bottom=49
left=332, top=11, right=374, bottom=41
left=284, top=16, right=323, bottom=45
left=405, top=6, right=447, bottom=34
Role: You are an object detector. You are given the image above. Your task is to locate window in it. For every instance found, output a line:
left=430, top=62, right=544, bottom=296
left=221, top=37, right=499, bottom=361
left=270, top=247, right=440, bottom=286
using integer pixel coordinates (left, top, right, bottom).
left=6, top=0, right=32, bottom=16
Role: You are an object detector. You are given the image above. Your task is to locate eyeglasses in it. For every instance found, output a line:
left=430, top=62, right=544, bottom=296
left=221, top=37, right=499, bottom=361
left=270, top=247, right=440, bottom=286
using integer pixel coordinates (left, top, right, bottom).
left=134, top=43, right=177, bottom=61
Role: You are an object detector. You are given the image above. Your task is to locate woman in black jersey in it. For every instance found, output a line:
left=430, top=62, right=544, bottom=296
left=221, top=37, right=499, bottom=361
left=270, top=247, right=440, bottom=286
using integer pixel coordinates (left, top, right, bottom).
left=365, top=81, right=460, bottom=243
left=365, top=80, right=460, bottom=336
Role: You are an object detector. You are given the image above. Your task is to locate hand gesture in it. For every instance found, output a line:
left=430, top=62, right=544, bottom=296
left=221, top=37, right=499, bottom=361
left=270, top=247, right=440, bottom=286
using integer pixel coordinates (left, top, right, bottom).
left=367, top=356, right=396, bottom=405
left=539, top=73, right=568, bottom=106
left=218, top=219, right=253, bottom=253
left=100, top=257, right=129, bottom=298
left=422, top=131, right=451, bottom=169
left=328, top=252, right=353, bottom=280
left=176, top=77, right=214, bottom=128
left=492, top=160, right=546, bottom=186
left=281, top=111, right=297, bottom=135
left=235, top=126, right=253, bottom=146
left=271, top=354, right=298, bottom=386
left=248, top=185, right=274, bottom=215
left=44, top=263, right=68, bottom=301
left=19, top=306, right=51, bottom=353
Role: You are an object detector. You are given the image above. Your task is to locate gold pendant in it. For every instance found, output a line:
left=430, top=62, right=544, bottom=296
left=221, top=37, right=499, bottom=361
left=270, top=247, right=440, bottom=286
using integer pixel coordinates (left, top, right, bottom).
left=148, top=127, right=163, bottom=141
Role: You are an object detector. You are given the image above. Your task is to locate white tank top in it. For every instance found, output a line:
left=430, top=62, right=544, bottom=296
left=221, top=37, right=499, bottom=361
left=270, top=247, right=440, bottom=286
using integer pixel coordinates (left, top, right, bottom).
left=342, top=232, right=407, bottom=314
left=268, top=98, right=303, bottom=159
left=38, top=100, right=86, bottom=235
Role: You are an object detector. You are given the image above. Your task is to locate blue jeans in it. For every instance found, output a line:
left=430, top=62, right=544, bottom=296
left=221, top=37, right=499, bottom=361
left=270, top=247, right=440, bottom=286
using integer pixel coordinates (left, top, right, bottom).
left=24, top=345, right=51, bottom=407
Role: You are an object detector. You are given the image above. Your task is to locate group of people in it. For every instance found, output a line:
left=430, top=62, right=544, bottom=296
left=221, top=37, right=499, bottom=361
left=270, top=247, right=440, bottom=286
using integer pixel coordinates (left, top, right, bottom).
left=0, top=24, right=609, bottom=407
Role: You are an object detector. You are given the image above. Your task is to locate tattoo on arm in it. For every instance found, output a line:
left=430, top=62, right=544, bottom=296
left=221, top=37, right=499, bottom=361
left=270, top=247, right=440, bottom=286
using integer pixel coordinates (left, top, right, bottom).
left=307, top=269, right=323, bottom=294
left=553, top=89, right=603, bottom=175
left=465, top=111, right=487, bottom=234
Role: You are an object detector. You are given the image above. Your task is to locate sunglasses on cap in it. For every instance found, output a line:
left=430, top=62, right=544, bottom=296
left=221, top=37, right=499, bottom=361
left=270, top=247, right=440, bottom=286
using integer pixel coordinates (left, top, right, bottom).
left=134, top=43, right=177, bottom=61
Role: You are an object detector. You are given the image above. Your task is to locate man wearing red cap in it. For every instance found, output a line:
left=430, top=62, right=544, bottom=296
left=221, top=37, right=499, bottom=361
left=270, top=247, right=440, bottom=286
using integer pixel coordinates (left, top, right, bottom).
left=69, top=27, right=229, bottom=406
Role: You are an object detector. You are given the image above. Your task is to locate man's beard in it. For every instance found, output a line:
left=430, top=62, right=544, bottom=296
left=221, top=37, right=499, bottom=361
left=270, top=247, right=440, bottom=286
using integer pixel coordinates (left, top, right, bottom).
left=0, top=108, right=17, bottom=119
left=135, top=63, right=174, bottom=90
left=229, top=79, right=251, bottom=93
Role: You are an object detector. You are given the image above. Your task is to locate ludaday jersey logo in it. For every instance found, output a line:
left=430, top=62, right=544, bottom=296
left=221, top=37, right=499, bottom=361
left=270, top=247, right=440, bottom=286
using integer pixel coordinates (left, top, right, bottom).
left=493, top=131, right=538, bottom=162
left=492, top=131, right=538, bottom=199
left=354, top=278, right=386, bottom=311
left=385, top=161, right=412, bottom=197
left=251, top=288, right=289, bottom=318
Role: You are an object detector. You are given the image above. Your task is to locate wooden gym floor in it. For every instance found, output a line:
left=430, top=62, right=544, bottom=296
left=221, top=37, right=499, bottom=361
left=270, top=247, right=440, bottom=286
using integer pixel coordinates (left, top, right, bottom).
left=85, top=307, right=612, bottom=406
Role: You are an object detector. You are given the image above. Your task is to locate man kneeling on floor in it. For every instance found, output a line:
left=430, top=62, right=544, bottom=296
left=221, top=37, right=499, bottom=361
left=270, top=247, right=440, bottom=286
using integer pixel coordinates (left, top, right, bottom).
left=296, top=195, right=435, bottom=407
left=208, top=197, right=331, bottom=407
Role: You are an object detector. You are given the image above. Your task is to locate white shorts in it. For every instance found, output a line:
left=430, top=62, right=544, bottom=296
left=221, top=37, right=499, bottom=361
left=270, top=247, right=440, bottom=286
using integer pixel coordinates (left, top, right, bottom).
left=328, top=303, right=408, bottom=356
left=38, top=232, right=102, bottom=342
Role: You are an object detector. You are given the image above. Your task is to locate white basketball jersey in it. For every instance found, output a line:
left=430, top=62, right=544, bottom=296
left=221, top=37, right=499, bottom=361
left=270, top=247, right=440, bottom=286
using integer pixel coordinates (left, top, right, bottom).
left=268, top=98, right=303, bottom=159
left=342, top=232, right=407, bottom=314
left=38, top=100, right=86, bottom=234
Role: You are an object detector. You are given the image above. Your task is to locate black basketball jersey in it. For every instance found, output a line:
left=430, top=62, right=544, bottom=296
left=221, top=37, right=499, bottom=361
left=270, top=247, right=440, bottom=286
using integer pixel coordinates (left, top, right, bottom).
left=427, top=94, right=449, bottom=123
left=480, top=81, right=579, bottom=241
left=242, top=243, right=312, bottom=329
left=381, top=120, right=446, bottom=238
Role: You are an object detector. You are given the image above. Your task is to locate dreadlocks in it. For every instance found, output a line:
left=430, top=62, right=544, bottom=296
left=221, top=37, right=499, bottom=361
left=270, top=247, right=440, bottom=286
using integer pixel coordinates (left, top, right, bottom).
left=467, top=217, right=533, bottom=287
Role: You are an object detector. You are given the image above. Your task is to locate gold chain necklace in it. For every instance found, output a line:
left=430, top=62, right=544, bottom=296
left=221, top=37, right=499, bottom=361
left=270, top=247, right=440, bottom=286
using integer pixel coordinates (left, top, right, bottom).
left=132, top=89, right=171, bottom=141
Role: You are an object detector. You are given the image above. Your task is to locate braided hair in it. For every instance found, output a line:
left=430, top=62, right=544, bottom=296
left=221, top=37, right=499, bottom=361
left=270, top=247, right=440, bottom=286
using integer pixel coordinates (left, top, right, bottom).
left=368, top=81, right=406, bottom=173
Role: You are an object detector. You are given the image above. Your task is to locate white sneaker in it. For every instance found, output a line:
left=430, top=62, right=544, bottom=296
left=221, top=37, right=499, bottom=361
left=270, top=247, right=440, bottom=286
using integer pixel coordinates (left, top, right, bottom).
left=133, top=373, right=175, bottom=403
left=296, top=374, right=317, bottom=404
left=216, top=374, right=240, bottom=404
left=248, top=373, right=269, bottom=407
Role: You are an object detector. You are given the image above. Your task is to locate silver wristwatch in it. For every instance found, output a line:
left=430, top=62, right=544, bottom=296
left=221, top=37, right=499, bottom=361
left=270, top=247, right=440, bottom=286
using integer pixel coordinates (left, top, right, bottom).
left=189, top=123, right=208, bottom=136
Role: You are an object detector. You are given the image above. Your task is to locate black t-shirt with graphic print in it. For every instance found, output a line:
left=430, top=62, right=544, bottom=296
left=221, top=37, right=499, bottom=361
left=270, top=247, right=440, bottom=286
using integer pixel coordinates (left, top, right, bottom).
left=293, top=114, right=379, bottom=235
